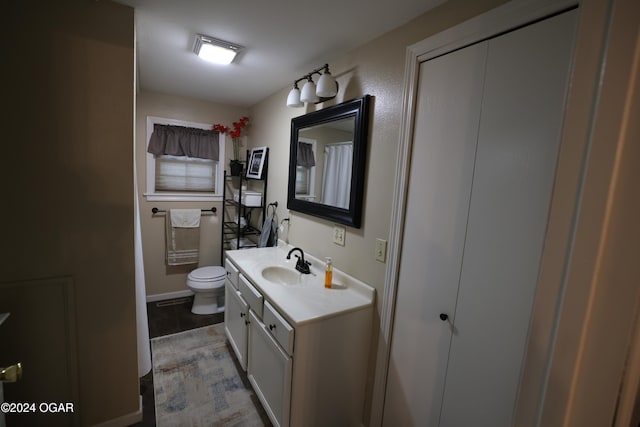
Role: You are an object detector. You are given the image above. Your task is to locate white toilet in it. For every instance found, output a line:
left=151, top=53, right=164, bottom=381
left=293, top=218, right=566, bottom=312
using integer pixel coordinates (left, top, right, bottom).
left=186, top=266, right=226, bottom=314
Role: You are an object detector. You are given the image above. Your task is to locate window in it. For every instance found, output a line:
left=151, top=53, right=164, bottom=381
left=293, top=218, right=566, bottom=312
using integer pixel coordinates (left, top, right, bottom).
left=294, top=138, right=316, bottom=201
left=145, top=116, right=225, bottom=202
left=155, top=155, right=216, bottom=192
left=295, top=165, right=311, bottom=195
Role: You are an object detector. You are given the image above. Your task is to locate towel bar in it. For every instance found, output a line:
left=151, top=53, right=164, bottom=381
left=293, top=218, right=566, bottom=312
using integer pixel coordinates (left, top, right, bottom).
left=151, top=207, right=217, bottom=214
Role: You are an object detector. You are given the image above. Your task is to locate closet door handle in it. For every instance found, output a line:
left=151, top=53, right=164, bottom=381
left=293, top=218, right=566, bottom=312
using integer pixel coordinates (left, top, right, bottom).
left=439, top=313, right=449, bottom=321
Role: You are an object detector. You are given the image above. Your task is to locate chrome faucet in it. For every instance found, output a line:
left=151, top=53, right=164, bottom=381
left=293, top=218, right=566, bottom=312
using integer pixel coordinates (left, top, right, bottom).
left=286, top=247, right=311, bottom=274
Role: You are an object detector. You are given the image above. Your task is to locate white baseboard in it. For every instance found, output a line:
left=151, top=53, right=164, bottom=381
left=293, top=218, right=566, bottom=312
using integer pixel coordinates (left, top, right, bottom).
left=92, top=397, right=143, bottom=427
left=146, top=289, right=194, bottom=303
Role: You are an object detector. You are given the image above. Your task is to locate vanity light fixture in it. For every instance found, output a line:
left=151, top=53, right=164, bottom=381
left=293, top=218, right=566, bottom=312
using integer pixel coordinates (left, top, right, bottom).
left=286, top=82, right=303, bottom=108
left=300, top=76, right=319, bottom=104
left=286, top=64, right=338, bottom=107
left=194, top=34, right=243, bottom=65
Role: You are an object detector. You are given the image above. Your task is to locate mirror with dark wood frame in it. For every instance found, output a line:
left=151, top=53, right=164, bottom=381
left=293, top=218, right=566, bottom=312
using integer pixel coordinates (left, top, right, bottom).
left=287, top=95, right=371, bottom=228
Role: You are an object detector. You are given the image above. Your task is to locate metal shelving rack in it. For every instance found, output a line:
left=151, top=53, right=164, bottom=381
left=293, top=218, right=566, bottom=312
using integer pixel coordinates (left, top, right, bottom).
left=221, top=149, right=268, bottom=263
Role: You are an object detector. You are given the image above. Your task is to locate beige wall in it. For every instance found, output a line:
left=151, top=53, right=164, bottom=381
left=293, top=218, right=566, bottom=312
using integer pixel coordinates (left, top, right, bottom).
left=2, top=1, right=139, bottom=425
left=136, top=91, right=249, bottom=297
left=248, top=0, right=508, bottom=422
left=251, top=0, right=508, bottom=301
left=134, top=1, right=508, bottom=301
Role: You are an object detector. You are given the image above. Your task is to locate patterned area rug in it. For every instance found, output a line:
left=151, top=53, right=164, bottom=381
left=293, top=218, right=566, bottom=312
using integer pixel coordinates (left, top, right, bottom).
left=151, top=323, right=271, bottom=426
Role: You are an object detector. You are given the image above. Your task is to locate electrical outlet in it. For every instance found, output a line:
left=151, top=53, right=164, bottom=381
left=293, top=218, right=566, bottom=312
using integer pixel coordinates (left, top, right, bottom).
left=333, top=225, right=346, bottom=246
left=375, top=238, right=387, bottom=262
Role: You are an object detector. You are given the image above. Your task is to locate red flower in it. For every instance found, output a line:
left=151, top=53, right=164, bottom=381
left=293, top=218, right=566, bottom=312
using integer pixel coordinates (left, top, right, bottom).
left=212, top=116, right=250, bottom=161
left=213, top=116, right=249, bottom=136
left=212, top=124, right=230, bottom=133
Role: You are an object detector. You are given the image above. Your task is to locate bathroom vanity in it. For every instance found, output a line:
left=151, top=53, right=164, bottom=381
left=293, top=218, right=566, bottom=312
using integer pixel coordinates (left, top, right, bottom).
left=224, top=245, right=375, bottom=427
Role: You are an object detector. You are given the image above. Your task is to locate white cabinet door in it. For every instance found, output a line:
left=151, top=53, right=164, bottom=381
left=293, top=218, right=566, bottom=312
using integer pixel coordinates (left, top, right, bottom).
left=224, top=280, right=249, bottom=370
left=248, top=310, right=292, bottom=427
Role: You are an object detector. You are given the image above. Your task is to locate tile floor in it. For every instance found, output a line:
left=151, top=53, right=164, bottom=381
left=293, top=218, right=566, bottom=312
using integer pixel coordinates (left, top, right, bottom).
left=129, top=296, right=223, bottom=427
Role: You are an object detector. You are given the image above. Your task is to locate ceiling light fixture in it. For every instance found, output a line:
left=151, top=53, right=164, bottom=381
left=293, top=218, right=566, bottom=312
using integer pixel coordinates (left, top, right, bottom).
left=287, top=64, right=338, bottom=108
left=194, top=34, right=243, bottom=65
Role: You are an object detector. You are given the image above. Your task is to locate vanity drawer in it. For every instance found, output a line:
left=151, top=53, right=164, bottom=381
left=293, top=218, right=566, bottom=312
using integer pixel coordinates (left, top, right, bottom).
left=239, top=274, right=263, bottom=318
left=263, top=301, right=294, bottom=356
left=225, top=258, right=239, bottom=290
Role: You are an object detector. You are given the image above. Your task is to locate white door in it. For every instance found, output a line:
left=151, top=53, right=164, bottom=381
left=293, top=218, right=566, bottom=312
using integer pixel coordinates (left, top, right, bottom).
left=383, top=9, right=577, bottom=426
left=439, top=12, right=577, bottom=426
left=382, top=41, right=488, bottom=427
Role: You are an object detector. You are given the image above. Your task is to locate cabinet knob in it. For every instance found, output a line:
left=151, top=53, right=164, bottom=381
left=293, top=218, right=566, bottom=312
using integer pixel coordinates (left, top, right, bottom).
left=439, top=313, right=449, bottom=321
left=269, top=324, right=276, bottom=331
left=240, top=312, right=245, bottom=317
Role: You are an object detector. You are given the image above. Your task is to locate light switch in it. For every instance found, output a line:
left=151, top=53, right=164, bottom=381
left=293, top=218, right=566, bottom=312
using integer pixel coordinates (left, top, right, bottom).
left=333, top=226, right=346, bottom=246
left=375, top=238, right=387, bottom=262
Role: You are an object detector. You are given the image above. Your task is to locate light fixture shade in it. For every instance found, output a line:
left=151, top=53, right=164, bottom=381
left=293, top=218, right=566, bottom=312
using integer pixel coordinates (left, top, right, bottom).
left=198, top=44, right=237, bottom=64
left=287, top=87, right=303, bottom=107
left=316, top=73, right=337, bottom=97
left=300, top=80, right=319, bottom=103
left=194, top=34, right=242, bottom=65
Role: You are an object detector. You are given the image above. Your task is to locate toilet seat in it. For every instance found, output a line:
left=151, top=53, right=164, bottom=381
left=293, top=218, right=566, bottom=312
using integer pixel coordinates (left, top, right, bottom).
left=188, top=266, right=226, bottom=283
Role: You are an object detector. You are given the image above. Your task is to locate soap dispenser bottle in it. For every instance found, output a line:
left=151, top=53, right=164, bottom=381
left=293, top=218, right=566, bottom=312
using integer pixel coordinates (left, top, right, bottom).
left=324, top=257, right=332, bottom=288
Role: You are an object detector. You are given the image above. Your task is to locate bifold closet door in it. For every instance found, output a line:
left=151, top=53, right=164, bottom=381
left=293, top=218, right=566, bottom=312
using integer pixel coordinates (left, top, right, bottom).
left=438, top=11, right=577, bottom=426
left=382, top=42, right=488, bottom=427
left=383, top=8, right=577, bottom=427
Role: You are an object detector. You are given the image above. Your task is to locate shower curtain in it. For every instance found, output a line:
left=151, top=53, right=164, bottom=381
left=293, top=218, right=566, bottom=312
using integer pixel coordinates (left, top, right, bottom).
left=134, top=174, right=151, bottom=376
left=321, top=142, right=353, bottom=209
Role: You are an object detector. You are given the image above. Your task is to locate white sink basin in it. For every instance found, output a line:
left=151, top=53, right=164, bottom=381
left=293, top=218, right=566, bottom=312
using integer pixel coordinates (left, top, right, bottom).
left=261, top=266, right=301, bottom=285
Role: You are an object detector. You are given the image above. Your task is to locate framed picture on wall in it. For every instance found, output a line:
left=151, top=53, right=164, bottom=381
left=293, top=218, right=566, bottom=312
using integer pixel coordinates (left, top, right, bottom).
left=246, top=146, right=268, bottom=179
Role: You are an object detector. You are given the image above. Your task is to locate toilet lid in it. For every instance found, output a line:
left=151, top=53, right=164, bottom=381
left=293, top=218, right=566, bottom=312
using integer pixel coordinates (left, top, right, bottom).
left=188, top=266, right=226, bottom=281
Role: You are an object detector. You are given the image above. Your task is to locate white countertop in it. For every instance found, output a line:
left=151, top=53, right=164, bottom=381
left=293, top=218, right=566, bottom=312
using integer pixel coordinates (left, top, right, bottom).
left=226, top=244, right=375, bottom=326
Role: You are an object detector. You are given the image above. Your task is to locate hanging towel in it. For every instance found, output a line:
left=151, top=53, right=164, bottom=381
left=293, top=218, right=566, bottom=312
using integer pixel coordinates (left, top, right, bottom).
left=166, top=209, right=201, bottom=265
left=170, top=209, right=201, bottom=228
left=258, top=205, right=278, bottom=248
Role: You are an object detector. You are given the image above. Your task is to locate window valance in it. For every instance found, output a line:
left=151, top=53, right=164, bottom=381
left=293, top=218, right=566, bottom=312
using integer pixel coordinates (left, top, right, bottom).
left=297, top=141, right=315, bottom=167
left=147, top=124, right=219, bottom=161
